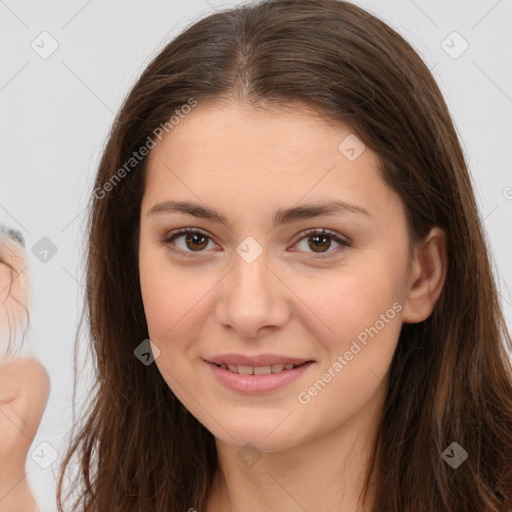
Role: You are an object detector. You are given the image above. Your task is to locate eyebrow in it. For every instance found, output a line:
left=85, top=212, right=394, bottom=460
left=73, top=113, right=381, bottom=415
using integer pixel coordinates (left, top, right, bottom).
left=146, top=200, right=372, bottom=228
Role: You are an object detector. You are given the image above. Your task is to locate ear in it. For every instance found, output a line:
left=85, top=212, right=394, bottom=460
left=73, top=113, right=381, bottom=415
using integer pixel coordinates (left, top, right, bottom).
left=402, top=226, right=448, bottom=324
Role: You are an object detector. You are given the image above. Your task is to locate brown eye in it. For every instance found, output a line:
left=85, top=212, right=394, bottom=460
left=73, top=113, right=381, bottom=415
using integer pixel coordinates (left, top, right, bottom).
left=308, top=233, right=332, bottom=253
left=163, top=228, right=216, bottom=256
left=162, top=227, right=350, bottom=258
left=183, top=232, right=209, bottom=251
left=294, top=228, right=351, bottom=257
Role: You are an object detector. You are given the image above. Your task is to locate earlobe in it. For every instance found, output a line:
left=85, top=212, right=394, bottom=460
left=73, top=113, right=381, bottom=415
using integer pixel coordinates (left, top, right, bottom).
left=402, top=227, right=448, bottom=324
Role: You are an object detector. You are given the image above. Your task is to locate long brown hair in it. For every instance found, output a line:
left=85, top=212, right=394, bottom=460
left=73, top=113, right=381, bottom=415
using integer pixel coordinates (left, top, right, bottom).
left=56, top=1, right=512, bottom=510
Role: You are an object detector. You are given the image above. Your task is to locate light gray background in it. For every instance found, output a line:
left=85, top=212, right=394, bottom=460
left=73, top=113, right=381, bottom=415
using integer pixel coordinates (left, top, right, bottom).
left=1, top=0, right=511, bottom=510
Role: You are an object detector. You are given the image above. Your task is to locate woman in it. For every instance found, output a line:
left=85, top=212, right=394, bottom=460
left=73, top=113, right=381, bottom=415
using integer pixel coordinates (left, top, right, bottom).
left=56, top=0, right=512, bottom=510
left=0, top=225, right=50, bottom=512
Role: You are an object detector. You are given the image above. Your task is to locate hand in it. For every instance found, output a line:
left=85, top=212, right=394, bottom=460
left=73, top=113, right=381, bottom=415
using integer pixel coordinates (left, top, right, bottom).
left=0, top=356, right=50, bottom=512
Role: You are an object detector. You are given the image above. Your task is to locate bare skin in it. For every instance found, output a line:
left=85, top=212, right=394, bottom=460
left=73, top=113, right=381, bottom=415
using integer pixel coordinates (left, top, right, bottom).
left=0, top=236, right=50, bottom=512
left=138, top=101, right=448, bottom=512
left=0, top=356, right=50, bottom=512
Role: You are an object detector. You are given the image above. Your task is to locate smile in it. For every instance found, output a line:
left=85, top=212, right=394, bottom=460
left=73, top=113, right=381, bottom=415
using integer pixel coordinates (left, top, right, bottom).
left=213, top=363, right=302, bottom=374
left=205, top=360, right=314, bottom=394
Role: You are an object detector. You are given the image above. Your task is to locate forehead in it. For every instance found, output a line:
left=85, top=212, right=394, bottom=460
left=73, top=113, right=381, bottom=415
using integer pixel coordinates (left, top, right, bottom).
left=142, top=101, right=397, bottom=221
left=147, top=101, right=369, bottom=170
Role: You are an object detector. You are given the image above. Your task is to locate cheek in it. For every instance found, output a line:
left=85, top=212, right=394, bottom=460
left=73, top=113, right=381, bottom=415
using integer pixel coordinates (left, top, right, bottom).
left=138, top=258, right=204, bottom=394
left=293, top=277, right=402, bottom=436
left=298, top=263, right=403, bottom=347
left=139, top=267, right=186, bottom=342
left=138, top=248, right=214, bottom=349
left=139, top=246, right=176, bottom=340
left=293, top=262, right=404, bottom=414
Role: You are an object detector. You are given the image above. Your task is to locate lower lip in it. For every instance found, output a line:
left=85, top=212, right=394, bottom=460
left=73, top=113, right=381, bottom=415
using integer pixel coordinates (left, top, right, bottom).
left=205, top=360, right=314, bottom=394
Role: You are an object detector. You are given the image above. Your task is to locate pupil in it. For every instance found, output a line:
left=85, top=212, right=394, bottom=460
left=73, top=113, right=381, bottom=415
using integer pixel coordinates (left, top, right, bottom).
left=309, top=235, right=330, bottom=253
left=186, top=233, right=208, bottom=251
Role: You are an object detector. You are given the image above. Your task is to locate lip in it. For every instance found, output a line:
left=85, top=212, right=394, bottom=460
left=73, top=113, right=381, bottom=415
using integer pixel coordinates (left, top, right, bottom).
left=204, top=359, right=315, bottom=395
left=205, top=353, right=313, bottom=367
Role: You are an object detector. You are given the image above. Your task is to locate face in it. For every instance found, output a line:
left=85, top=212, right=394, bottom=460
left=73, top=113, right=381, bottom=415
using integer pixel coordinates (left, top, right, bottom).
left=139, top=101, right=414, bottom=452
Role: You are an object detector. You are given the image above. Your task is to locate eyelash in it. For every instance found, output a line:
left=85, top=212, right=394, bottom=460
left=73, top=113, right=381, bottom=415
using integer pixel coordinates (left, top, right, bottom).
left=161, top=227, right=351, bottom=259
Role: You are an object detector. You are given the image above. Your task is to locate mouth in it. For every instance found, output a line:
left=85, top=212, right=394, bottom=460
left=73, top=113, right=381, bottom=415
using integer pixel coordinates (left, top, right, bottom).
left=205, top=359, right=315, bottom=394
left=210, top=361, right=309, bottom=375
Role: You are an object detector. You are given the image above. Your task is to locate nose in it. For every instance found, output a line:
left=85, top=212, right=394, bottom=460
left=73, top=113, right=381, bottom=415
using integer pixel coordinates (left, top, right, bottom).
left=215, top=249, right=290, bottom=338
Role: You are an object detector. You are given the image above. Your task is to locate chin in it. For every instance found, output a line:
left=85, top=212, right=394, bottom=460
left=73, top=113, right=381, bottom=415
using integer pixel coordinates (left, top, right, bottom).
left=218, top=432, right=298, bottom=454
left=206, top=413, right=301, bottom=453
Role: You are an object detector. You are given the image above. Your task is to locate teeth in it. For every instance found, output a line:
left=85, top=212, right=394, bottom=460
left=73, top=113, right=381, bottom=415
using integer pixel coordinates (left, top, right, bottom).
left=253, top=365, right=272, bottom=375
left=219, top=363, right=300, bottom=374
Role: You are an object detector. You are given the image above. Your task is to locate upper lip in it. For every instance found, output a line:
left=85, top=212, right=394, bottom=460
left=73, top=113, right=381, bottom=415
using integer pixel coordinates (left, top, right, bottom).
left=205, top=354, right=313, bottom=367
